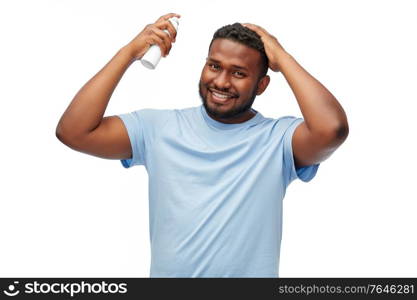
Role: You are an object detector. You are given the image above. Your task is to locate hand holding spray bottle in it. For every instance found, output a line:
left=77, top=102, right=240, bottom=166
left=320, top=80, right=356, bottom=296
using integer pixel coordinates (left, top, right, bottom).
left=141, top=17, right=180, bottom=69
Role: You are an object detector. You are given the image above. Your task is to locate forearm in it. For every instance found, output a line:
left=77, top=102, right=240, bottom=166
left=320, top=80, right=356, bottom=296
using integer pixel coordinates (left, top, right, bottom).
left=277, top=51, right=349, bottom=136
left=56, top=45, right=135, bottom=139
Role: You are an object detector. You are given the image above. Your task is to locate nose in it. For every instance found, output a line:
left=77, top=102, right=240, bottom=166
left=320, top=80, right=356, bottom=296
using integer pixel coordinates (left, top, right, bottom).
left=213, top=70, right=231, bottom=90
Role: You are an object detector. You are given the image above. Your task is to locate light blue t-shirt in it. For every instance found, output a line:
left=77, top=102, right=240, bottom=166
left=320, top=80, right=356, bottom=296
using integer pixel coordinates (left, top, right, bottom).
left=117, top=105, right=319, bottom=277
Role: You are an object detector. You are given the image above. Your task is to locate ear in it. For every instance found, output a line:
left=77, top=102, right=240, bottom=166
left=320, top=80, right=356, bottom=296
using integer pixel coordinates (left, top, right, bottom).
left=256, top=75, right=270, bottom=95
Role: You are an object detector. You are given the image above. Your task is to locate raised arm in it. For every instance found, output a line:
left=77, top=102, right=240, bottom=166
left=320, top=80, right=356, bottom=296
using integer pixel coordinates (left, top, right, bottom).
left=243, top=23, right=349, bottom=168
left=55, top=13, right=180, bottom=159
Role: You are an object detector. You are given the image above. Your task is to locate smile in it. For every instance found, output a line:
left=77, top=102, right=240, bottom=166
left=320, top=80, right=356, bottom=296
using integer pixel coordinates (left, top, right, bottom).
left=209, top=89, right=237, bottom=104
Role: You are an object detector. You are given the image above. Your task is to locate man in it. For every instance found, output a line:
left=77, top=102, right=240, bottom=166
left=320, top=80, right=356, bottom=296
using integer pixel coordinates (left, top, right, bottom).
left=56, top=13, right=349, bottom=277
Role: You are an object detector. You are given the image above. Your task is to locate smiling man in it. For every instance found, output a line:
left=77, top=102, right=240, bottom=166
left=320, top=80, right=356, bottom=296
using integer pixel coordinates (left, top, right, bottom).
left=56, top=13, right=349, bottom=277
left=199, top=30, right=269, bottom=123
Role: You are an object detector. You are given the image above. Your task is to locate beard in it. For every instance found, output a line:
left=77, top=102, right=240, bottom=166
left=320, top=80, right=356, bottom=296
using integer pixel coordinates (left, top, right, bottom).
left=198, top=80, right=258, bottom=120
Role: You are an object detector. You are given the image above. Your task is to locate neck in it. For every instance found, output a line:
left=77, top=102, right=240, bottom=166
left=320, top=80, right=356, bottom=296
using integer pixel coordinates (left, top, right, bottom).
left=208, top=109, right=256, bottom=124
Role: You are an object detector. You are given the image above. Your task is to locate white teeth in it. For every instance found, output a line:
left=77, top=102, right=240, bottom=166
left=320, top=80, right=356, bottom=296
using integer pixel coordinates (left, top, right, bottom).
left=212, top=91, right=232, bottom=99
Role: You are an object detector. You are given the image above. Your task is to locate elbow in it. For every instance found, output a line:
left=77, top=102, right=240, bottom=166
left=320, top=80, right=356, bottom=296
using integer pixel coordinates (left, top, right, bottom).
left=323, top=116, right=349, bottom=141
left=325, top=124, right=349, bottom=149
left=335, top=123, right=349, bottom=141
left=55, top=124, right=77, bottom=147
left=55, top=123, right=68, bottom=144
left=55, top=120, right=92, bottom=150
left=55, top=125, right=64, bottom=142
left=314, top=122, right=349, bottom=147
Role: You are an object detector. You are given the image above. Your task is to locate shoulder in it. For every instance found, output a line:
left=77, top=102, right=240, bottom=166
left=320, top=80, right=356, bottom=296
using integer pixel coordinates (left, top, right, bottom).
left=173, top=106, right=201, bottom=117
left=125, top=106, right=199, bottom=130
left=274, top=115, right=301, bottom=126
left=138, top=106, right=198, bottom=117
left=126, top=107, right=177, bottom=126
left=258, top=115, right=302, bottom=134
left=131, top=107, right=174, bottom=119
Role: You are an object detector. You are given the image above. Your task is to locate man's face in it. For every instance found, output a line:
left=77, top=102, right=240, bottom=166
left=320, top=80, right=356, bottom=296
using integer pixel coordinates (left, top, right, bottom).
left=199, top=38, right=269, bottom=124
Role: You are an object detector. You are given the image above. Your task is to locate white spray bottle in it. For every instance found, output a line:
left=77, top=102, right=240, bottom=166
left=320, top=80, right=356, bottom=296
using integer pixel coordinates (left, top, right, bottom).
left=141, top=17, right=179, bottom=69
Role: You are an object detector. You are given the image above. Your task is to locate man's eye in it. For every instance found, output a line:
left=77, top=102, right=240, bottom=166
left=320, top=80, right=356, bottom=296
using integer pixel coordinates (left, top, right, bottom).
left=209, top=63, right=220, bottom=70
left=233, top=71, right=246, bottom=77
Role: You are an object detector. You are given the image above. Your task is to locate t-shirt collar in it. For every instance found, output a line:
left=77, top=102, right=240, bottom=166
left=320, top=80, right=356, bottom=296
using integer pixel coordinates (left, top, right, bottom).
left=200, top=105, right=262, bottom=130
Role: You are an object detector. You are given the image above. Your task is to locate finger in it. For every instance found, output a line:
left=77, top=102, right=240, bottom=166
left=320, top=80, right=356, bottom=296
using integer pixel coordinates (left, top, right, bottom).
left=148, top=35, right=169, bottom=57
left=242, top=23, right=258, bottom=28
left=156, top=12, right=181, bottom=23
left=242, top=23, right=256, bottom=29
left=164, top=19, right=177, bottom=42
left=242, top=23, right=256, bottom=31
left=155, top=19, right=177, bottom=43
left=155, top=28, right=172, bottom=55
left=151, top=28, right=172, bottom=56
left=242, top=23, right=265, bottom=35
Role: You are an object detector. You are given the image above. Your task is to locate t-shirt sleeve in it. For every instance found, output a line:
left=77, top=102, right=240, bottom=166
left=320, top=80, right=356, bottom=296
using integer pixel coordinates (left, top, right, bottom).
left=283, top=117, right=320, bottom=185
left=116, top=108, right=172, bottom=168
left=116, top=111, right=147, bottom=168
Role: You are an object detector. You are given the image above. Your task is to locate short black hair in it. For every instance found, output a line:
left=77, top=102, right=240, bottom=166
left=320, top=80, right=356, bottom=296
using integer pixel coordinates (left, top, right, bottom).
left=209, top=23, right=268, bottom=78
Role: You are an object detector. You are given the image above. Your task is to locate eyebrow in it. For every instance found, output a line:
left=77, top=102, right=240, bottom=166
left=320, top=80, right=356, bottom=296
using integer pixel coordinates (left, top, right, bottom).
left=206, top=58, right=249, bottom=72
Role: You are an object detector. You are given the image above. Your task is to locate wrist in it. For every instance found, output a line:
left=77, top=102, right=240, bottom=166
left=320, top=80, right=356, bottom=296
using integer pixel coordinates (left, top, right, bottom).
left=120, top=44, right=138, bottom=63
left=274, top=49, right=293, bottom=70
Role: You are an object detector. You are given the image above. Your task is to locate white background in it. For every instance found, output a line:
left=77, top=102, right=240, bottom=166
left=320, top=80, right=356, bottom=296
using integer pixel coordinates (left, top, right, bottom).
left=1, top=0, right=416, bottom=277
